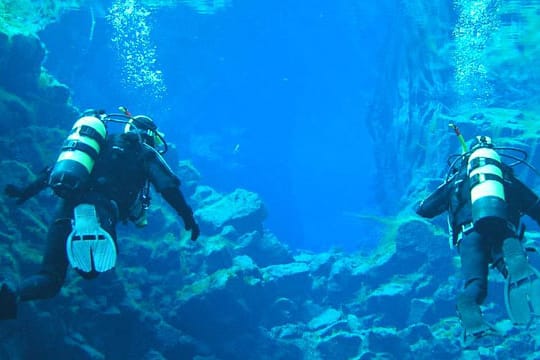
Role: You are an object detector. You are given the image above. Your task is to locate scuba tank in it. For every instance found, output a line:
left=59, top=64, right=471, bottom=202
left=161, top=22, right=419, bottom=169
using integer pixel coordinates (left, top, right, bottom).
left=467, top=136, right=508, bottom=233
left=49, top=115, right=107, bottom=198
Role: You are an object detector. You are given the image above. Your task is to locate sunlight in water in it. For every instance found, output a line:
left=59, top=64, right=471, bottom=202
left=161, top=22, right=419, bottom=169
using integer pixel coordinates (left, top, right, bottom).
left=178, top=0, right=232, bottom=14
left=107, top=0, right=167, bottom=99
left=142, top=0, right=232, bottom=14
left=453, top=0, right=500, bottom=107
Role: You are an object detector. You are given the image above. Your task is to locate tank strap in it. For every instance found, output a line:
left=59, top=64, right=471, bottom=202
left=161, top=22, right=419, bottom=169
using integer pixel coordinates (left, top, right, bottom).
left=454, top=221, right=476, bottom=247
left=469, top=157, right=501, bottom=169
left=469, top=173, right=503, bottom=188
left=79, top=125, right=106, bottom=147
left=62, top=140, right=99, bottom=160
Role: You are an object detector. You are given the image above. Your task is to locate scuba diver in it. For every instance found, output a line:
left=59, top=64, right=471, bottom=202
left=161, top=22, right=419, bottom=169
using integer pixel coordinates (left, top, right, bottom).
left=416, top=125, right=540, bottom=346
left=0, top=108, right=200, bottom=320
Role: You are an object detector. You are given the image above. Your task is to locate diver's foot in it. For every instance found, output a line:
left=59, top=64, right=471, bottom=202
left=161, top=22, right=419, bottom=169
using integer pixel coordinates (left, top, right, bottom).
left=0, top=283, right=17, bottom=320
left=503, top=238, right=540, bottom=324
left=505, top=272, right=539, bottom=324
left=504, top=238, right=530, bottom=280
left=461, top=324, right=502, bottom=349
left=456, top=297, right=502, bottom=347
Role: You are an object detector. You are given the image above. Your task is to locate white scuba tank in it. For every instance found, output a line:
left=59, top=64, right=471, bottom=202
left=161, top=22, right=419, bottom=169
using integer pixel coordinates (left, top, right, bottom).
left=467, top=145, right=508, bottom=232
left=49, top=115, right=107, bottom=198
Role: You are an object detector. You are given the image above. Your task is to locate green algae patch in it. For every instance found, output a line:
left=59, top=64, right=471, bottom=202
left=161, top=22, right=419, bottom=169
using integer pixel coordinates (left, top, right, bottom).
left=176, top=267, right=235, bottom=302
left=0, top=0, right=85, bottom=36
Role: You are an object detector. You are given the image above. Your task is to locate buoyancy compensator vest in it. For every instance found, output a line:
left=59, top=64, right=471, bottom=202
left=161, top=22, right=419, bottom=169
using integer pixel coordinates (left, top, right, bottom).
left=49, top=115, right=107, bottom=198
left=90, top=132, right=149, bottom=225
left=467, top=140, right=508, bottom=233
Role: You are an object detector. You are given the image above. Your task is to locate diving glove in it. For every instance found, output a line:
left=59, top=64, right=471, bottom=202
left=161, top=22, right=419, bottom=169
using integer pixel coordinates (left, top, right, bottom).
left=184, top=215, right=200, bottom=241
left=4, top=184, right=31, bottom=204
left=0, top=283, right=18, bottom=320
left=3, top=166, right=51, bottom=204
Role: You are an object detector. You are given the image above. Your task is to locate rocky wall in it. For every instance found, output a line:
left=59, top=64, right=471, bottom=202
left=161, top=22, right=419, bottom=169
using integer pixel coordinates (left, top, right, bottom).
left=2, top=7, right=540, bottom=359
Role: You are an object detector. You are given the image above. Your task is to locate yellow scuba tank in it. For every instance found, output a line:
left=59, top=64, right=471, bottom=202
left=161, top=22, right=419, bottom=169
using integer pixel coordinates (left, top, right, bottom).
left=49, top=115, right=107, bottom=198
left=467, top=137, right=508, bottom=232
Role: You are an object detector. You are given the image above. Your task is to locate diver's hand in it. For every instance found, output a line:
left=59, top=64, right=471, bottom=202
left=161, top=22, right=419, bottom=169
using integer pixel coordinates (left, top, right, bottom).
left=183, top=216, right=200, bottom=241
left=4, top=184, right=28, bottom=204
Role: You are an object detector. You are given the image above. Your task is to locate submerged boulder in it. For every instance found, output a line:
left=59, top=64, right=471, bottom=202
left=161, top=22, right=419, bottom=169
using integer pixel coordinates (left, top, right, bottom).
left=235, top=230, right=294, bottom=267
left=196, top=188, right=267, bottom=234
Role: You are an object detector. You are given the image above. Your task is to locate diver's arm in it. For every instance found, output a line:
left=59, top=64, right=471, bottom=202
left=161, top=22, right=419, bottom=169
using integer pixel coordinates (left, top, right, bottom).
left=510, top=175, right=540, bottom=224
left=160, top=188, right=200, bottom=240
left=4, top=166, right=51, bottom=204
left=146, top=146, right=200, bottom=241
left=416, top=181, right=452, bottom=219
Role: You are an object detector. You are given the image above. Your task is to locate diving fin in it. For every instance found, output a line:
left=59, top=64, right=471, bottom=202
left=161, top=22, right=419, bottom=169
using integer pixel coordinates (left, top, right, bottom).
left=461, top=324, right=501, bottom=349
left=0, top=284, right=17, bottom=320
left=503, top=238, right=540, bottom=324
left=66, top=204, right=117, bottom=273
left=457, top=298, right=500, bottom=348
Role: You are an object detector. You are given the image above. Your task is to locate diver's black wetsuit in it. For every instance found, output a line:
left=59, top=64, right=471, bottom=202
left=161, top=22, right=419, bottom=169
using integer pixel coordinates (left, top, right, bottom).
left=416, top=163, right=540, bottom=308
left=16, top=132, right=198, bottom=301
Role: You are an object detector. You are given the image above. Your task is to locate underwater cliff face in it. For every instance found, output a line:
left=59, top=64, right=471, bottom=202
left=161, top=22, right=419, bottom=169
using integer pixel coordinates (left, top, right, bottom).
left=2, top=0, right=540, bottom=359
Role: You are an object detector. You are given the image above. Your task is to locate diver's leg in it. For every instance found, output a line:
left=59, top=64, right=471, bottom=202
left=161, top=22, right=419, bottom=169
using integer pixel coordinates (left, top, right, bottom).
left=457, top=231, right=493, bottom=340
left=19, top=216, right=72, bottom=301
left=0, top=204, right=72, bottom=319
left=459, top=232, right=489, bottom=304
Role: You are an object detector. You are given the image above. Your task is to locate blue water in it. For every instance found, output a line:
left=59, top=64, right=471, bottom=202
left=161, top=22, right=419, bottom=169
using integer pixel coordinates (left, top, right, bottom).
left=39, top=0, right=394, bottom=252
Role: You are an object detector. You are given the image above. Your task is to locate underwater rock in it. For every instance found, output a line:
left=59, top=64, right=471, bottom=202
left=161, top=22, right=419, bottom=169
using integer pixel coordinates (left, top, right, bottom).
left=1, top=126, right=66, bottom=171
left=230, top=328, right=305, bottom=360
left=307, top=308, right=342, bottom=331
left=269, top=323, right=305, bottom=340
left=144, top=350, right=167, bottom=360
left=0, top=32, right=8, bottom=62
left=392, top=220, right=440, bottom=263
left=0, top=95, right=33, bottom=133
left=196, top=188, right=267, bottom=234
left=178, top=160, right=202, bottom=195
left=39, top=73, right=71, bottom=104
left=365, top=273, right=426, bottom=327
left=0, top=160, right=36, bottom=193
left=201, top=236, right=234, bottom=274
left=17, top=311, right=70, bottom=358
left=400, top=322, right=433, bottom=344
left=316, top=332, right=363, bottom=360
left=357, top=351, right=380, bottom=360
left=295, top=251, right=340, bottom=278
left=171, top=255, right=262, bottom=342
left=1, top=34, right=45, bottom=95
left=261, top=262, right=311, bottom=300
left=325, top=257, right=365, bottom=302
left=407, top=298, right=433, bottom=324
left=263, top=297, right=299, bottom=327
left=64, top=332, right=105, bottom=360
left=149, top=238, right=185, bottom=274
left=219, top=225, right=240, bottom=241
left=367, top=327, right=410, bottom=356
left=275, top=308, right=364, bottom=360
left=235, top=230, right=294, bottom=267
left=0, top=31, right=76, bottom=133
left=494, top=337, right=534, bottom=359
left=192, top=185, right=223, bottom=207
left=153, top=320, right=208, bottom=359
